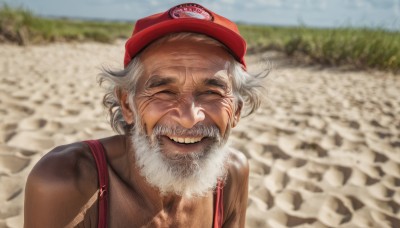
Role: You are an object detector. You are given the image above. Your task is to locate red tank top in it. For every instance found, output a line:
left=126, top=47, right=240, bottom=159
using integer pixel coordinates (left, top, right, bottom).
left=84, top=140, right=224, bottom=228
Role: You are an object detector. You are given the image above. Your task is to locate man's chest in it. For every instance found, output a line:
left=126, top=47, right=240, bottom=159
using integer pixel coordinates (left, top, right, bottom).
left=107, top=192, right=215, bottom=227
left=105, top=177, right=216, bottom=227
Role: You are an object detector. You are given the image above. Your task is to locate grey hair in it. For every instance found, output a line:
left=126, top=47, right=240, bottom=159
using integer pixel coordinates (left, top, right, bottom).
left=98, top=32, right=268, bottom=134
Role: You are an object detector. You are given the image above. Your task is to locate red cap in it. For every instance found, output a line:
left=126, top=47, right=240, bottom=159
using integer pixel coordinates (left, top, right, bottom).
left=124, top=3, right=247, bottom=68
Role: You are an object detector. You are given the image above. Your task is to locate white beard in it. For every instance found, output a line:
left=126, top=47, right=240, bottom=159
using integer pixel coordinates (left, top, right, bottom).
left=130, top=122, right=230, bottom=198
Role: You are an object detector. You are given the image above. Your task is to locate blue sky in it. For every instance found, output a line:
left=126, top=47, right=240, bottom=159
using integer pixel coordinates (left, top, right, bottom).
left=2, top=0, right=400, bottom=30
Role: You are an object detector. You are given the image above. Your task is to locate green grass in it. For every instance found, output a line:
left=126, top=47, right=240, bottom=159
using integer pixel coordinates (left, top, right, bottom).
left=239, top=24, right=400, bottom=72
left=0, top=5, right=132, bottom=44
left=1, top=5, right=400, bottom=72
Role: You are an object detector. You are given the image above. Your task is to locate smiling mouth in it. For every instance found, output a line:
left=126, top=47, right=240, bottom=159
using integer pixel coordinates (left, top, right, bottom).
left=167, top=136, right=204, bottom=144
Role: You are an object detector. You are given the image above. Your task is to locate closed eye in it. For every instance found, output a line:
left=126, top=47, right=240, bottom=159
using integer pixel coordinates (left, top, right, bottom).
left=159, top=90, right=174, bottom=94
left=156, top=90, right=178, bottom=97
left=197, top=90, right=224, bottom=98
left=205, top=90, right=221, bottom=95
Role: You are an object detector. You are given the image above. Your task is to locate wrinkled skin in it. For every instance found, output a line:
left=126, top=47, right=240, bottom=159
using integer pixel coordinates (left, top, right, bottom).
left=24, top=39, right=249, bottom=227
left=121, top=40, right=241, bottom=158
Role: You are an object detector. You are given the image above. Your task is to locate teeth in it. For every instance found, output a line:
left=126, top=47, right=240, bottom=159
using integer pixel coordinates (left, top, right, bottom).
left=169, top=136, right=202, bottom=144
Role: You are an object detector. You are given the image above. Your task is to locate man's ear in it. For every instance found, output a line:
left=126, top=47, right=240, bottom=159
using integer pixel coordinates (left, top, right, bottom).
left=231, top=99, right=243, bottom=128
left=119, top=89, right=134, bottom=125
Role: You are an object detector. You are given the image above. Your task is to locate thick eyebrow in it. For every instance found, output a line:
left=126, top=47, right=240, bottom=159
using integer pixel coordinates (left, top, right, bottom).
left=145, top=75, right=177, bottom=88
left=202, top=77, right=228, bottom=90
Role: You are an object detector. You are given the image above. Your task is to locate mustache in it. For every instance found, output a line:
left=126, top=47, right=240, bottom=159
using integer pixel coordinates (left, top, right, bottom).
left=152, top=123, right=221, bottom=138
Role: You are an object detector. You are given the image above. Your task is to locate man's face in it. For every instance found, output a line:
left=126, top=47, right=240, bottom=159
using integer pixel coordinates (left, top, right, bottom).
left=135, top=39, right=240, bottom=157
left=122, top=38, right=241, bottom=196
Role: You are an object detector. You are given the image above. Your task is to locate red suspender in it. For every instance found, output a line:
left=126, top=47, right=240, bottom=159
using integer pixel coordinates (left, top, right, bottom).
left=213, top=180, right=224, bottom=228
left=84, top=140, right=109, bottom=228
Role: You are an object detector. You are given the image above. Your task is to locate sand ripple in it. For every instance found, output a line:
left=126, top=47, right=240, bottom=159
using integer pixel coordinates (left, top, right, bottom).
left=241, top=53, right=400, bottom=227
left=0, top=41, right=121, bottom=228
left=1, top=44, right=400, bottom=227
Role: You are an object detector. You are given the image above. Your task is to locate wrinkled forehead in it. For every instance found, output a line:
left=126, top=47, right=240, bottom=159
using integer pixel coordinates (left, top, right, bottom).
left=138, top=38, right=234, bottom=79
left=136, top=65, right=232, bottom=91
left=141, top=56, right=231, bottom=76
left=139, top=33, right=236, bottom=63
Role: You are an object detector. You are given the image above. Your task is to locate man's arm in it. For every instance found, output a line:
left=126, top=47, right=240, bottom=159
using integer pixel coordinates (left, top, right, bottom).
left=24, top=143, right=98, bottom=228
left=222, top=149, right=249, bottom=227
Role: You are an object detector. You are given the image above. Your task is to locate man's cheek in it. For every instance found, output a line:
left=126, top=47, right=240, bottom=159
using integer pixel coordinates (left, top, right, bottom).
left=137, top=99, right=174, bottom=131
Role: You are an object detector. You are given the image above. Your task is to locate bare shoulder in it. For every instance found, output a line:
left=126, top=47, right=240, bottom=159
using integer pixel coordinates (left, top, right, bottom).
left=224, top=148, right=249, bottom=191
left=24, top=142, right=98, bottom=227
left=227, top=148, right=249, bottom=174
left=222, top=148, right=249, bottom=227
left=27, top=141, right=97, bottom=193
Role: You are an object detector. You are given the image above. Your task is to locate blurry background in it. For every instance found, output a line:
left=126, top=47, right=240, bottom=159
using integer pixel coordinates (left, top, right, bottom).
left=1, top=0, right=400, bottom=71
left=2, top=0, right=400, bottom=30
left=5, top=0, right=400, bottom=29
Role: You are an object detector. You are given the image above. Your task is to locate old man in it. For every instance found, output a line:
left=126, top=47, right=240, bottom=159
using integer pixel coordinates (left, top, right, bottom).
left=24, top=3, right=263, bottom=227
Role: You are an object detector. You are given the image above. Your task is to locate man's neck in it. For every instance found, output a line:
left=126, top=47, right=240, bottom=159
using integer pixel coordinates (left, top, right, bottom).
left=123, top=136, right=188, bottom=212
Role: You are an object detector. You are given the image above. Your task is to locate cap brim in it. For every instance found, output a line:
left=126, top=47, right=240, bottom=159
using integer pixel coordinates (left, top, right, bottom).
left=124, top=18, right=246, bottom=67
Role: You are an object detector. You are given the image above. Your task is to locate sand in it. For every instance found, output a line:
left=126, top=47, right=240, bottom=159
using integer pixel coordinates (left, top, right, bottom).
left=0, top=41, right=399, bottom=228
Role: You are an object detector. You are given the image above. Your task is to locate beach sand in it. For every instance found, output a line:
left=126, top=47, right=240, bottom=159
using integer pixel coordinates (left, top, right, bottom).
left=0, top=41, right=399, bottom=227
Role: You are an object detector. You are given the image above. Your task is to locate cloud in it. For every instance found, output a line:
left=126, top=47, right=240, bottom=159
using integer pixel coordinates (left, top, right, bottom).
left=366, top=0, right=397, bottom=9
left=220, top=0, right=236, bottom=4
left=2, top=0, right=399, bottom=30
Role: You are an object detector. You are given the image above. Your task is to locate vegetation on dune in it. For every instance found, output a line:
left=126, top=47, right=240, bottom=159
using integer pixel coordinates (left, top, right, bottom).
left=1, top=5, right=399, bottom=72
left=0, top=5, right=132, bottom=44
left=240, top=25, right=400, bottom=72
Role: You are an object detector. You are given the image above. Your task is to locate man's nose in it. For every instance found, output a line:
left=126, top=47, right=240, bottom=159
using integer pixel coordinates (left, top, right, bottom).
left=175, top=99, right=205, bottom=129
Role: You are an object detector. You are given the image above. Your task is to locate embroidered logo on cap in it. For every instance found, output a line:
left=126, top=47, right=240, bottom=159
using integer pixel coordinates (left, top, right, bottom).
left=169, top=3, right=213, bottom=21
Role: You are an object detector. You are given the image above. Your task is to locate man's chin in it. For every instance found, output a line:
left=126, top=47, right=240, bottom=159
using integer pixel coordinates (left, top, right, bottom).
left=142, top=148, right=227, bottom=197
left=132, top=127, right=229, bottom=197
